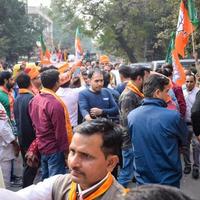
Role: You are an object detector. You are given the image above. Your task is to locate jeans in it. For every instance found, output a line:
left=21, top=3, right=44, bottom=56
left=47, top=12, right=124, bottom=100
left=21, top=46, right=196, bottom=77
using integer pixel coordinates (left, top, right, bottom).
left=118, top=147, right=135, bottom=187
left=182, top=125, right=200, bottom=168
left=41, top=151, right=66, bottom=180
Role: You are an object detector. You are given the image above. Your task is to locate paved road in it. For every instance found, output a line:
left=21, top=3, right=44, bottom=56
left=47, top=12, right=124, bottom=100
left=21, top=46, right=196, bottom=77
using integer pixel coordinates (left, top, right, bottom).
left=9, top=156, right=200, bottom=199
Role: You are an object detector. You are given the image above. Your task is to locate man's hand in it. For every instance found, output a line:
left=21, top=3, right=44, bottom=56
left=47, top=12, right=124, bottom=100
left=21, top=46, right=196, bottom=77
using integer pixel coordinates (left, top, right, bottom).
left=90, top=108, right=103, bottom=117
left=25, top=151, right=39, bottom=168
left=85, top=114, right=92, bottom=121
left=11, top=140, right=20, bottom=157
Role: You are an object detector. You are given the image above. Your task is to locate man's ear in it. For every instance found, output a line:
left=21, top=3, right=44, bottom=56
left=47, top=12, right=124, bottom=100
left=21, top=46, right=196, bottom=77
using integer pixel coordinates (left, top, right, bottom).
left=4, top=79, right=8, bottom=85
left=106, top=155, right=119, bottom=172
left=153, top=88, right=160, bottom=99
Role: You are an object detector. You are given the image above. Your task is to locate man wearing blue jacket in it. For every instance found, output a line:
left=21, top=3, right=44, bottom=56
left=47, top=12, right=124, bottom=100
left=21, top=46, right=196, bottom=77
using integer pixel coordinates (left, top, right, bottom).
left=79, top=68, right=118, bottom=121
left=128, top=74, right=187, bottom=188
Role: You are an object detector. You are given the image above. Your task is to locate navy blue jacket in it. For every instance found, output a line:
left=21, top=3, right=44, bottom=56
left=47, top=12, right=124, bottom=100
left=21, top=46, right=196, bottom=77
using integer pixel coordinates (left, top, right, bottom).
left=79, top=88, right=119, bottom=119
left=128, top=98, right=187, bottom=187
left=14, top=92, right=35, bottom=149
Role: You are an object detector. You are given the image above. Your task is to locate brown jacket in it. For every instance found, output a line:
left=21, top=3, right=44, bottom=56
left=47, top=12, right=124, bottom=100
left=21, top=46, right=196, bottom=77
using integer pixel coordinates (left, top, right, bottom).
left=52, top=174, right=124, bottom=200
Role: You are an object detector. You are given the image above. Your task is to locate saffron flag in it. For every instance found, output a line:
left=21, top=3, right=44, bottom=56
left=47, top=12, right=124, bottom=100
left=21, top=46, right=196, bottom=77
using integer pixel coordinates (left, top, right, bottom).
left=166, top=32, right=186, bottom=86
left=175, top=0, right=199, bottom=58
left=75, top=27, right=83, bottom=60
left=39, top=34, right=51, bottom=65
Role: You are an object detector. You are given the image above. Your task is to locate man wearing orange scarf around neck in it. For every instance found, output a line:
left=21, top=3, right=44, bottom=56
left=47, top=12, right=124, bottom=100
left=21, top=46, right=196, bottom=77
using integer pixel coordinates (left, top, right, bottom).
left=14, top=72, right=37, bottom=188
left=28, top=69, right=72, bottom=180
left=118, top=66, right=150, bottom=187
left=1, top=118, right=125, bottom=200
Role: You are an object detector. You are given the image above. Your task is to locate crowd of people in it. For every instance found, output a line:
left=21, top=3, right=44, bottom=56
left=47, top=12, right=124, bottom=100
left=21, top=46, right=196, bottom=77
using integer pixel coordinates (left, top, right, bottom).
left=0, top=55, right=199, bottom=199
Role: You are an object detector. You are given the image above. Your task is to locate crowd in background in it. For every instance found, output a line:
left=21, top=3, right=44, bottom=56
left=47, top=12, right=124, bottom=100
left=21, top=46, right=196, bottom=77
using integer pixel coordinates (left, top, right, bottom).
left=0, top=54, right=200, bottom=200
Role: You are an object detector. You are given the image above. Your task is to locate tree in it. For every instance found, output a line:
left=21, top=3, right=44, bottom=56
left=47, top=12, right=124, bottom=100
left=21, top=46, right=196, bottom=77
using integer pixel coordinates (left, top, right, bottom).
left=49, top=0, right=200, bottom=62
left=0, top=0, right=46, bottom=64
left=155, top=0, right=200, bottom=59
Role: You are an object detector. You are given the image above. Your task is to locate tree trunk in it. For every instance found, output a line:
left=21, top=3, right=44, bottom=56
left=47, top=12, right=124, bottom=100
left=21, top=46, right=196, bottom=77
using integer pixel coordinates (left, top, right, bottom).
left=114, top=29, right=137, bottom=63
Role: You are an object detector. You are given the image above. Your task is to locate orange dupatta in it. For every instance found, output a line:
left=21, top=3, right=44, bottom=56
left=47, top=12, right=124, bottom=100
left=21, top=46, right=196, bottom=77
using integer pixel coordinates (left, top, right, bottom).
left=40, top=88, right=73, bottom=144
left=18, top=88, right=34, bottom=95
left=68, top=173, right=113, bottom=200
left=126, top=81, right=144, bottom=98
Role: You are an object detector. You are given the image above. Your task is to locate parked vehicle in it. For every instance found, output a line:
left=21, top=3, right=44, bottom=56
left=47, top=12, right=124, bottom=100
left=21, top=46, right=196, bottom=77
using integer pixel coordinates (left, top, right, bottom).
left=151, top=59, right=200, bottom=71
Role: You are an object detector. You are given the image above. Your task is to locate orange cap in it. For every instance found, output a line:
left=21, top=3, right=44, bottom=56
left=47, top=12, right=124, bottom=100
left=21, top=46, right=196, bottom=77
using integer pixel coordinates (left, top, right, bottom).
left=100, top=55, right=110, bottom=64
left=24, top=67, right=40, bottom=80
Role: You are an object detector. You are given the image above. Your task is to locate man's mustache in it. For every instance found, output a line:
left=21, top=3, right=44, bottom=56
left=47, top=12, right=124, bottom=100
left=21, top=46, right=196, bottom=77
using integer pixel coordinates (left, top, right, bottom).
left=69, top=167, right=85, bottom=176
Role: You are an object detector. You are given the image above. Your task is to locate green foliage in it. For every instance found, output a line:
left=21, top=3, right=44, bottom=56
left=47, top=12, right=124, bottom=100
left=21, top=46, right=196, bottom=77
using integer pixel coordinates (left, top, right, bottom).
left=0, top=0, right=45, bottom=64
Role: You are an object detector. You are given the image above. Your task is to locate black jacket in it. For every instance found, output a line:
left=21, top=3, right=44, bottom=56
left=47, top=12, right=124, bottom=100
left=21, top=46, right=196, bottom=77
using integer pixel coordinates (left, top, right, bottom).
left=14, top=92, right=36, bottom=149
left=191, top=90, right=200, bottom=136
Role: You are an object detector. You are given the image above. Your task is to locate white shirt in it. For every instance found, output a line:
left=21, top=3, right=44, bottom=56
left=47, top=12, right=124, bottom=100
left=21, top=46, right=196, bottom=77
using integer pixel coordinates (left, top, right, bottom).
left=1, top=177, right=56, bottom=199
left=183, top=87, right=199, bottom=122
left=3, top=173, right=109, bottom=200
left=77, top=173, right=108, bottom=198
left=56, top=87, right=85, bottom=127
left=0, top=103, right=15, bottom=162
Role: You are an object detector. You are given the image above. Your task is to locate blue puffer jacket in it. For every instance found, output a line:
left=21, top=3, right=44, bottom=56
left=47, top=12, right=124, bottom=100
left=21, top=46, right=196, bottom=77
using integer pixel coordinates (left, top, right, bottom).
left=128, top=98, right=187, bottom=187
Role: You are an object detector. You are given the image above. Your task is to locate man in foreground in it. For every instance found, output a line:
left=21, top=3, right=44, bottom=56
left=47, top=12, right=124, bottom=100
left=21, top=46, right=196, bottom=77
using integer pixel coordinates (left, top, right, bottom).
left=0, top=118, right=124, bottom=200
left=128, top=74, right=187, bottom=187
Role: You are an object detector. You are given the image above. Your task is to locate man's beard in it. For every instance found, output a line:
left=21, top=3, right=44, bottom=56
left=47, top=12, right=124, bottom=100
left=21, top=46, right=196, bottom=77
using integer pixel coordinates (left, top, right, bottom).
left=6, top=83, right=14, bottom=91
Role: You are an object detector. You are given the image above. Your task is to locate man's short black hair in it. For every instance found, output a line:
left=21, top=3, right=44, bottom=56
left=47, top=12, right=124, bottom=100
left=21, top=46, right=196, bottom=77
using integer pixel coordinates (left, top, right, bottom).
left=158, top=66, right=173, bottom=77
left=130, top=66, right=150, bottom=81
left=143, top=74, right=170, bottom=98
left=186, top=73, right=196, bottom=82
left=41, top=69, right=59, bottom=89
left=16, top=72, right=31, bottom=89
left=103, top=71, right=111, bottom=88
left=88, top=68, right=103, bottom=79
left=0, top=71, right=12, bottom=86
left=118, top=65, right=131, bottom=79
left=74, top=118, right=122, bottom=158
left=119, top=184, right=193, bottom=200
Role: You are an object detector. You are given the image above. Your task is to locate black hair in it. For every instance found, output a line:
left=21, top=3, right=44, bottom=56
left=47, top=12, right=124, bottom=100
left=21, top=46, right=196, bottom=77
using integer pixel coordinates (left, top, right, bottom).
left=81, top=70, right=88, bottom=76
left=118, top=65, right=131, bottom=78
left=40, top=69, right=59, bottom=89
left=159, top=66, right=173, bottom=77
left=74, top=118, right=122, bottom=158
left=186, top=73, right=196, bottom=82
left=70, top=76, right=81, bottom=88
left=119, top=184, right=194, bottom=200
left=60, top=81, right=71, bottom=88
left=162, top=63, right=173, bottom=72
left=130, top=66, right=150, bottom=81
left=39, top=65, right=57, bottom=73
left=88, top=68, right=103, bottom=79
left=143, top=74, right=170, bottom=98
left=0, top=71, right=12, bottom=86
left=103, top=71, right=111, bottom=88
left=16, top=72, right=31, bottom=88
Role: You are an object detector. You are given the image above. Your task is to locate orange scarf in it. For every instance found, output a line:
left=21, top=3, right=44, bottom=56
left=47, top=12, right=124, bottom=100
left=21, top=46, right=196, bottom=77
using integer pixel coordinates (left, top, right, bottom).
left=19, top=88, right=34, bottom=95
left=68, top=173, right=113, bottom=200
left=0, top=86, right=14, bottom=120
left=126, top=81, right=144, bottom=98
left=40, top=88, right=73, bottom=144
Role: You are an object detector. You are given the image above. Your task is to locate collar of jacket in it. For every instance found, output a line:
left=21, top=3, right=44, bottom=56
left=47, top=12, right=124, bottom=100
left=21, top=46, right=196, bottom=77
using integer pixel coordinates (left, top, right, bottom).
left=142, top=98, right=167, bottom=108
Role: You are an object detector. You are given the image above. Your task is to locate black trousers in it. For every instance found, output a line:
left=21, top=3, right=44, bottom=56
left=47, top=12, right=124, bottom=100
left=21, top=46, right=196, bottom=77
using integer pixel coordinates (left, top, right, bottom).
left=21, top=148, right=38, bottom=188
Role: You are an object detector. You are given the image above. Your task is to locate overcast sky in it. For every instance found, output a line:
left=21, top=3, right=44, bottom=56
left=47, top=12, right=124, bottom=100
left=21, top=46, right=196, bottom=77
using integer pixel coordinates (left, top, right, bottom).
left=28, top=0, right=51, bottom=7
